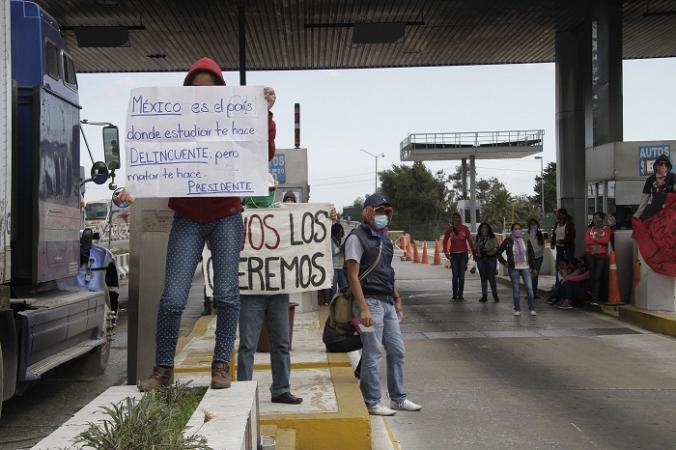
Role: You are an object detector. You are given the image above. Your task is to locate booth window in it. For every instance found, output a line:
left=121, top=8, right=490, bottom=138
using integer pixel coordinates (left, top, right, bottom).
left=45, top=41, right=60, bottom=80
left=62, top=53, right=78, bottom=90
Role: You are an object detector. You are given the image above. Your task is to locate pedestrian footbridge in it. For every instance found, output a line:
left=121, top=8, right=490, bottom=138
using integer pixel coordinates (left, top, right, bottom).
left=400, top=129, right=544, bottom=161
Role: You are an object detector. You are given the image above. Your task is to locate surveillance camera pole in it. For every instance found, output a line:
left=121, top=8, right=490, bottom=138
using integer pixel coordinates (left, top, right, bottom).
left=360, top=149, right=385, bottom=194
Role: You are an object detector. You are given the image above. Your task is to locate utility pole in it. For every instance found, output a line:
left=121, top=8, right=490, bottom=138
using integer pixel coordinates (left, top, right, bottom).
left=535, top=156, right=544, bottom=217
left=360, top=149, right=385, bottom=193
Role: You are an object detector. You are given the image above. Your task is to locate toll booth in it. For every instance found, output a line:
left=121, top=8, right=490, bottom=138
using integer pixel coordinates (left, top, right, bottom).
left=586, top=140, right=675, bottom=304
left=269, top=148, right=310, bottom=203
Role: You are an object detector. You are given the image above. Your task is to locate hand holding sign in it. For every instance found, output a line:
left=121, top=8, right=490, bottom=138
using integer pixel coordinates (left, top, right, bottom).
left=125, top=86, right=269, bottom=198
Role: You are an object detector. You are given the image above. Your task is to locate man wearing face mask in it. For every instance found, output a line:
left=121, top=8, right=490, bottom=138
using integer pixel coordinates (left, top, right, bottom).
left=344, top=194, right=422, bottom=416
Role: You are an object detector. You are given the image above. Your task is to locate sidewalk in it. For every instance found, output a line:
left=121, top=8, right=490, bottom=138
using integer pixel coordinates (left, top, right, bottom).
left=173, top=305, right=398, bottom=450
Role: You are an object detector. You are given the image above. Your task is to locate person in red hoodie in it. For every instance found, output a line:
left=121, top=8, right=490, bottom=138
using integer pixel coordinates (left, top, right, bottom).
left=115, top=57, right=277, bottom=391
left=584, top=211, right=613, bottom=304
left=442, top=212, right=476, bottom=301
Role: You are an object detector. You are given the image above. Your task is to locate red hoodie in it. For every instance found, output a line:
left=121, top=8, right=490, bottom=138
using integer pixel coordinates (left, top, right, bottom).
left=167, top=57, right=276, bottom=223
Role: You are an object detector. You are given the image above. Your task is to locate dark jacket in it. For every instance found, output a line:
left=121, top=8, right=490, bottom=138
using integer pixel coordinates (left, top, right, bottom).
left=346, top=224, right=395, bottom=301
left=551, top=220, right=576, bottom=256
left=497, top=236, right=536, bottom=270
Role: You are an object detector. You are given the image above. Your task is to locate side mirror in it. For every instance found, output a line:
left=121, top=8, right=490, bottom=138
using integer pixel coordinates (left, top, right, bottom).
left=102, top=125, right=121, bottom=170
left=112, top=187, right=130, bottom=208
left=91, top=161, right=109, bottom=185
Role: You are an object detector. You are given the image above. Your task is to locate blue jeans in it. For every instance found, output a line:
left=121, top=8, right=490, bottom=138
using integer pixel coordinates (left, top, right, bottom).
left=476, top=257, right=498, bottom=299
left=354, top=298, right=406, bottom=407
left=450, top=252, right=469, bottom=297
left=509, top=267, right=535, bottom=311
left=155, top=213, right=243, bottom=366
left=237, top=294, right=291, bottom=397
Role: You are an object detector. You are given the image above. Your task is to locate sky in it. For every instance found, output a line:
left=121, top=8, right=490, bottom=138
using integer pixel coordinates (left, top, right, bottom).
left=78, top=58, right=676, bottom=209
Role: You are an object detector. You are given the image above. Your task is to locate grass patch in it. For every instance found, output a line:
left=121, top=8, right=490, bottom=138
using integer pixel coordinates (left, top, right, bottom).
left=70, top=381, right=209, bottom=450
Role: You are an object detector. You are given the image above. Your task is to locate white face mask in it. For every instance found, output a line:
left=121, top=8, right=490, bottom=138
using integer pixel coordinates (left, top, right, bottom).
left=374, top=214, right=389, bottom=229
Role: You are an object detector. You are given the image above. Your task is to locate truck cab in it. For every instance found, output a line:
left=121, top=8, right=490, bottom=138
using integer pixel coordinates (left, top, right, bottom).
left=1, top=0, right=111, bottom=418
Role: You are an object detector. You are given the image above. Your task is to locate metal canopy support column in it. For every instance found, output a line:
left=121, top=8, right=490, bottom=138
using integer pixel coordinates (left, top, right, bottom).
left=592, top=0, right=623, bottom=146
left=555, top=24, right=591, bottom=254
left=469, top=155, right=477, bottom=233
left=461, top=158, right=467, bottom=199
left=239, top=1, right=246, bottom=86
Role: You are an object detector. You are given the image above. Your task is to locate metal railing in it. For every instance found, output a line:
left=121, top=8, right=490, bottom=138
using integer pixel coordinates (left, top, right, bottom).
left=400, top=129, right=544, bottom=151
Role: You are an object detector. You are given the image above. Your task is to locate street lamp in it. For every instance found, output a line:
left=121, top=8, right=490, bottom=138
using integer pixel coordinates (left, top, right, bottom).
left=534, top=156, right=544, bottom=217
left=360, top=149, right=385, bottom=193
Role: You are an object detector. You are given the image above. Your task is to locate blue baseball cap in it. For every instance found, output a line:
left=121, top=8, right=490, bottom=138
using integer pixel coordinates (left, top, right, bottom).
left=363, top=194, right=391, bottom=209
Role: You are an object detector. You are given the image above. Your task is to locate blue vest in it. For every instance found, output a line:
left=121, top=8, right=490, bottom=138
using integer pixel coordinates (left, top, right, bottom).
left=349, top=224, right=395, bottom=301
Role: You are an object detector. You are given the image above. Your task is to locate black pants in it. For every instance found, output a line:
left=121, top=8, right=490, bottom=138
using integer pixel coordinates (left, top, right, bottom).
left=585, top=255, right=609, bottom=302
left=451, top=252, right=469, bottom=297
left=476, top=257, right=498, bottom=299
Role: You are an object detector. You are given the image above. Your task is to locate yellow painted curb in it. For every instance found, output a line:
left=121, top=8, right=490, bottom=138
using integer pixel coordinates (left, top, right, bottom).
left=261, top=366, right=371, bottom=450
left=383, top=417, right=402, bottom=450
left=619, top=305, right=676, bottom=337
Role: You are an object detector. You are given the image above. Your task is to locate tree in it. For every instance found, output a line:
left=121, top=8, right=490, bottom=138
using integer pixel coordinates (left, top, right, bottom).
left=379, top=162, right=454, bottom=240
left=532, top=162, right=557, bottom=215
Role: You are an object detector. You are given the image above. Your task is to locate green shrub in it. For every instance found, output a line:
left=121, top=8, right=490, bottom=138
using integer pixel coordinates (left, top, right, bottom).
left=71, top=381, right=209, bottom=450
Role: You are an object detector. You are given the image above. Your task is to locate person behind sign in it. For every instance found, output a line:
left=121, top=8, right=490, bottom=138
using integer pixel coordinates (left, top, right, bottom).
left=282, top=191, right=297, bottom=203
left=442, top=212, right=476, bottom=301
left=346, top=194, right=422, bottom=416
left=584, top=212, right=613, bottom=304
left=634, top=154, right=675, bottom=220
left=237, top=176, right=308, bottom=405
left=115, top=57, right=278, bottom=391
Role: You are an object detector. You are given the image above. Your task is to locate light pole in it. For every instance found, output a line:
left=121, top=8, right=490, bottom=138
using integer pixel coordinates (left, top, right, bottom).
left=534, top=156, right=544, bottom=217
left=360, top=149, right=385, bottom=193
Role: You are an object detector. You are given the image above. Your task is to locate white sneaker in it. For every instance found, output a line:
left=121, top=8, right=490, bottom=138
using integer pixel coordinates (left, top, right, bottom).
left=530, top=310, right=537, bottom=316
left=368, top=404, right=397, bottom=416
left=513, top=310, right=521, bottom=316
left=390, top=399, right=422, bottom=411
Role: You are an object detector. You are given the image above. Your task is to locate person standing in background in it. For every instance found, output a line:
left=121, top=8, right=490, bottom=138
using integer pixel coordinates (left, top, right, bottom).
left=474, top=222, right=500, bottom=303
left=497, top=223, right=538, bottom=317
left=584, top=212, right=613, bottom=304
left=528, top=219, right=545, bottom=298
left=551, top=208, right=576, bottom=283
left=443, top=212, right=476, bottom=301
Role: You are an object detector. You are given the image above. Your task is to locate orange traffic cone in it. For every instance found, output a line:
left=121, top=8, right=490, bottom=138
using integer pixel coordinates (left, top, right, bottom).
left=405, top=236, right=413, bottom=261
left=421, top=241, right=430, bottom=264
left=607, top=250, right=622, bottom=305
left=413, top=241, right=421, bottom=263
left=433, top=240, right=442, bottom=265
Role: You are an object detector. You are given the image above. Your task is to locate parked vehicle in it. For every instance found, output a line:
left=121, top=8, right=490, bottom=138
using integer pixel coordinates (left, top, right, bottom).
left=0, top=0, right=122, bottom=420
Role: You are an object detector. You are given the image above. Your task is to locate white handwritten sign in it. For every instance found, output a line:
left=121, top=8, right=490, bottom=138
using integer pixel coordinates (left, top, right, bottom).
left=202, top=203, right=334, bottom=295
left=125, top=86, right=269, bottom=197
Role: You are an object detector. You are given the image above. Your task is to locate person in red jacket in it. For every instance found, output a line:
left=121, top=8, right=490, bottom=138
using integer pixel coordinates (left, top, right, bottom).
left=116, top=57, right=278, bottom=391
left=584, top=212, right=613, bottom=304
left=443, top=212, right=476, bottom=301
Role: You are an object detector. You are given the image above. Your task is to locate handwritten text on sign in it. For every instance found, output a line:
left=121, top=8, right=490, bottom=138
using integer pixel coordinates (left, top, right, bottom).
left=125, top=86, right=269, bottom=198
left=202, top=204, right=333, bottom=295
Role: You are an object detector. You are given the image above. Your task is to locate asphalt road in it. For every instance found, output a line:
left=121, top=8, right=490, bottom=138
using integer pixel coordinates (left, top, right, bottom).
left=387, top=259, right=676, bottom=450
left=0, top=276, right=205, bottom=450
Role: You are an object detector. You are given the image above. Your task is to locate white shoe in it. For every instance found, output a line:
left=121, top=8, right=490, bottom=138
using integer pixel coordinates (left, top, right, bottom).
left=513, top=310, right=521, bottom=316
left=530, top=310, right=537, bottom=316
left=368, top=404, right=397, bottom=416
left=390, top=399, right=422, bottom=411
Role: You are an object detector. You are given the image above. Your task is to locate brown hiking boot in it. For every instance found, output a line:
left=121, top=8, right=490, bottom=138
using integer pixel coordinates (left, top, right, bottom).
left=138, top=365, right=173, bottom=392
left=211, top=361, right=231, bottom=389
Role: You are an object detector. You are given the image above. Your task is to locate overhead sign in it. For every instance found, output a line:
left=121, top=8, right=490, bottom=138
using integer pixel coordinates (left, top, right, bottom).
left=269, top=153, right=286, bottom=184
left=125, top=86, right=269, bottom=197
left=639, top=144, right=670, bottom=176
left=202, top=203, right=333, bottom=295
